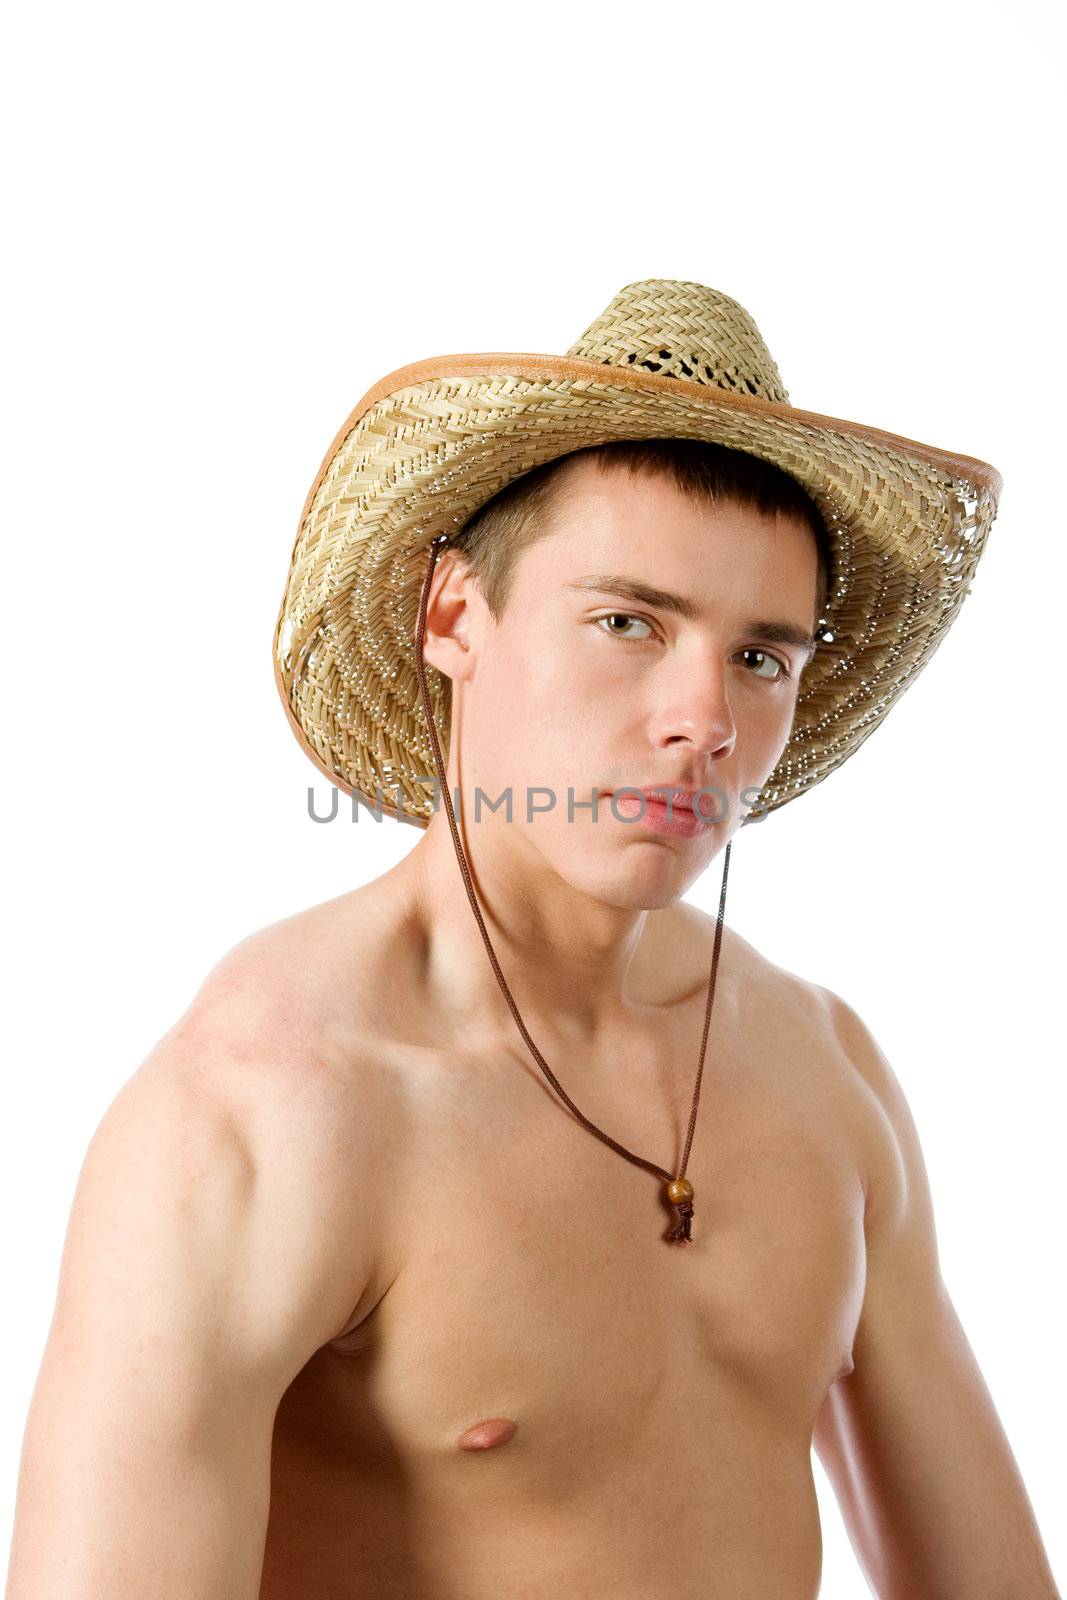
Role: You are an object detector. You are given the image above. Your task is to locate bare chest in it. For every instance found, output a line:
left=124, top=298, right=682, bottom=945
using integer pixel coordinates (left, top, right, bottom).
left=354, top=1030, right=867, bottom=1446
left=263, top=984, right=869, bottom=1597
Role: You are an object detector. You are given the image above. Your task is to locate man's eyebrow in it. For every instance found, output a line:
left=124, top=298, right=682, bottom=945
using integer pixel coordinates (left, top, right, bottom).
left=564, top=574, right=818, bottom=658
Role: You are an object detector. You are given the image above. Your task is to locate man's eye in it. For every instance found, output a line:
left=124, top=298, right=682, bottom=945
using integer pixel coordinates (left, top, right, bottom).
left=596, top=616, right=791, bottom=682
left=739, top=648, right=790, bottom=681
left=596, top=612, right=654, bottom=641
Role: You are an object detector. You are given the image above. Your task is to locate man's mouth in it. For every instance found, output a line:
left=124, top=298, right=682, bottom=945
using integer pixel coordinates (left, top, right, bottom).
left=603, top=786, right=706, bottom=812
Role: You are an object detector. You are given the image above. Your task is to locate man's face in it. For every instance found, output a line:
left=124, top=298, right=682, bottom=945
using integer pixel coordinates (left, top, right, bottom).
left=439, top=455, right=820, bottom=909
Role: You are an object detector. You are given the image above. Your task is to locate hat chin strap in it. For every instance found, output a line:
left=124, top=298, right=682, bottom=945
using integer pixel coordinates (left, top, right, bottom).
left=411, top=534, right=733, bottom=1245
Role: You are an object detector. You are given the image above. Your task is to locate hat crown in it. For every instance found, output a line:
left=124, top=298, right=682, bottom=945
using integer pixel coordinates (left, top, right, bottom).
left=565, top=278, right=790, bottom=406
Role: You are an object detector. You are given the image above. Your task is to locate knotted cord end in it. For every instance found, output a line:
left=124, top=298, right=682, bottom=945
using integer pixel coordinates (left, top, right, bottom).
left=666, top=1200, right=695, bottom=1242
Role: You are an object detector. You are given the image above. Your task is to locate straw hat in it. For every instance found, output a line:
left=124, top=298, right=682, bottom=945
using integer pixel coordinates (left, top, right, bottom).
left=273, top=278, right=1001, bottom=829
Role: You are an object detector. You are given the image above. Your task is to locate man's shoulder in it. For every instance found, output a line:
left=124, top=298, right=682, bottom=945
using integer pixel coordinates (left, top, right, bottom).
left=679, top=903, right=888, bottom=1096
left=683, top=910, right=911, bottom=1206
left=197, top=879, right=391, bottom=1011
left=72, top=886, right=407, bottom=1359
left=143, top=882, right=409, bottom=1142
left=677, top=901, right=830, bottom=1019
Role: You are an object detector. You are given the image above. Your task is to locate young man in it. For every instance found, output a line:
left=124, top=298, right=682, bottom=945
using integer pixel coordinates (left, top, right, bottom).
left=7, top=282, right=1059, bottom=1599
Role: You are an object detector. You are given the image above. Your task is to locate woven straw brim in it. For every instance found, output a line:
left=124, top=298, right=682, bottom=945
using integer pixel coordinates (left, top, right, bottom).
left=273, top=351, right=1001, bottom=829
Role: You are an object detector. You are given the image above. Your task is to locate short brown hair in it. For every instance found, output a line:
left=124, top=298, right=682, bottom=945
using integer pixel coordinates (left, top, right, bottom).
left=452, top=437, right=832, bottom=626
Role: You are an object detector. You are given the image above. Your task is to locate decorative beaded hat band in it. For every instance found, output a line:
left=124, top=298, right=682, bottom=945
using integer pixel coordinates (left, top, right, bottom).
left=273, top=279, right=1002, bottom=825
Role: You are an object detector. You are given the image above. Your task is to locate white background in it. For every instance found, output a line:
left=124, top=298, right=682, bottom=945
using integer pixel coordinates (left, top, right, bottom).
left=2, top=2, right=1064, bottom=1593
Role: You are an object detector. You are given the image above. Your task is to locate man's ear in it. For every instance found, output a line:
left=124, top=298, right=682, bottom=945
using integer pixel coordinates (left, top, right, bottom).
left=419, top=552, right=476, bottom=682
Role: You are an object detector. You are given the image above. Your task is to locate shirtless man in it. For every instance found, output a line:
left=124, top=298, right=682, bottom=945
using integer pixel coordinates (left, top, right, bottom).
left=7, top=362, right=1061, bottom=1596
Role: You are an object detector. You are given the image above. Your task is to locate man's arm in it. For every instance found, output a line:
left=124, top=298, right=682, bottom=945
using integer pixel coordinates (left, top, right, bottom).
left=5, top=978, right=384, bottom=1599
left=812, top=987, right=1060, bottom=1600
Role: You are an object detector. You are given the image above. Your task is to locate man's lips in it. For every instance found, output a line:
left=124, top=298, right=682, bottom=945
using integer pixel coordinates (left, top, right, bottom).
left=601, top=787, right=708, bottom=813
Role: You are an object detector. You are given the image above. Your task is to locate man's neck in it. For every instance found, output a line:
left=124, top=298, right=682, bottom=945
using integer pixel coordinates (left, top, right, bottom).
left=389, top=814, right=718, bottom=1054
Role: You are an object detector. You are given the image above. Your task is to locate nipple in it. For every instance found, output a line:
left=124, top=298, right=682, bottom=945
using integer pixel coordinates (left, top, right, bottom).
left=456, top=1417, right=519, bottom=1452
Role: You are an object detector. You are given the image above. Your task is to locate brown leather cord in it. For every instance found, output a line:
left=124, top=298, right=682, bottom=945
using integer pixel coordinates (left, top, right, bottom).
left=413, top=533, right=733, bottom=1243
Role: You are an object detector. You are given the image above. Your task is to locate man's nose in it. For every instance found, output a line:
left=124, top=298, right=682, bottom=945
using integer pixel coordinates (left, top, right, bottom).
left=647, top=658, right=737, bottom=760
